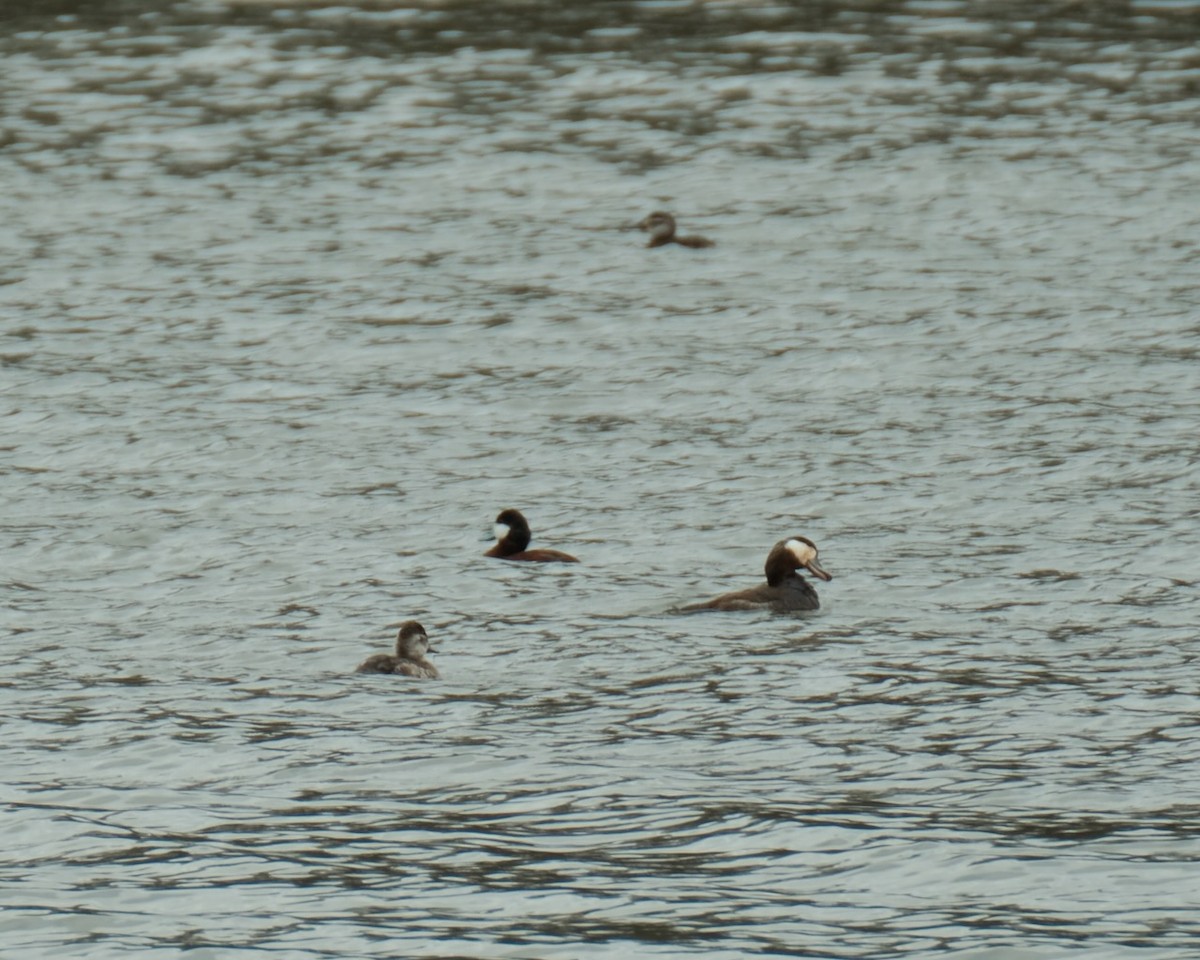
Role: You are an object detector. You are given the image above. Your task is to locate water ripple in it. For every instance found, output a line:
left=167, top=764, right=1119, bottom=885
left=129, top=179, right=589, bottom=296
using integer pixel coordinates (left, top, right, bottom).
left=3, top=0, right=1199, bottom=957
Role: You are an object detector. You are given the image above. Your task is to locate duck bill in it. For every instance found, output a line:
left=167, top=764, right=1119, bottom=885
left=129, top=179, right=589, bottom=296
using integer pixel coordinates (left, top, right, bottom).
left=805, top=559, right=832, bottom=582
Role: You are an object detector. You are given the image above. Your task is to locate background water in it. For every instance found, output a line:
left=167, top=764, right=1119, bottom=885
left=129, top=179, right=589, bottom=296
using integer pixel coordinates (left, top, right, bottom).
left=2, top=0, right=1199, bottom=957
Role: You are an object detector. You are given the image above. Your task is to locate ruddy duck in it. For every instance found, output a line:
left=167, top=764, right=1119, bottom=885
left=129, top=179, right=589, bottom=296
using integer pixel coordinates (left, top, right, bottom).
left=355, top=620, right=440, bottom=678
left=681, top=537, right=832, bottom=613
left=485, top=508, right=579, bottom=563
left=638, top=211, right=714, bottom=249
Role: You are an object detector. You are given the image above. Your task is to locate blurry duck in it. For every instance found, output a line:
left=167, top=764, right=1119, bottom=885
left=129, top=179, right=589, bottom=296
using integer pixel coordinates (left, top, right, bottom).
left=680, top=537, right=832, bottom=613
left=355, top=620, right=440, bottom=678
left=485, top=508, right=579, bottom=563
left=637, top=211, right=714, bottom=249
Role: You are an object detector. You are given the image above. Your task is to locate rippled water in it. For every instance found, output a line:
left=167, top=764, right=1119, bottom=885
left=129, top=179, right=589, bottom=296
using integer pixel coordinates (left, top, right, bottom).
left=3, top=0, right=1199, bottom=956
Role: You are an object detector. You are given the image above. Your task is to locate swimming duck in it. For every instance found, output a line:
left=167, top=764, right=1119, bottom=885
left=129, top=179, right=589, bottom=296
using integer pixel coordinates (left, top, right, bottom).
left=681, top=537, right=832, bottom=612
left=485, top=508, right=579, bottom=563
left=638, top=211, right=714, bottom=249
left=355, top=620, right=440, bottom=678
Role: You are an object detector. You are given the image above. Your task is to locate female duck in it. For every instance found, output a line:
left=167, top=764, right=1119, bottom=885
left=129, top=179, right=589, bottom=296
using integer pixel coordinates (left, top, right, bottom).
left=638, top=211, right=714, bottom=249
left=485, top=508, right=579, bottom=563
left=681, top=537, right=832, bottom=613
left=356, top=620, right=440, bottom=678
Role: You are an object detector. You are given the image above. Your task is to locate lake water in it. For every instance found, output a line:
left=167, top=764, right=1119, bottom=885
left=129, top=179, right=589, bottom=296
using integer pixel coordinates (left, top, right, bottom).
left=2, top=0, right=1199, bottom=957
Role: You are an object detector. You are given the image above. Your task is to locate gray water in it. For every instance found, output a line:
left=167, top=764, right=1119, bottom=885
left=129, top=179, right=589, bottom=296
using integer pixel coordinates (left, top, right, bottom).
left=2, top=0, right=1199, bottom=957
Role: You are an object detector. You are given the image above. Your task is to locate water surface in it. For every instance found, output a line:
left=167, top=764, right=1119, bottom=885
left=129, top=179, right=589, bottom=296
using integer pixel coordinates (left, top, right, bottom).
left=2, top=0, right=1199, bottom=957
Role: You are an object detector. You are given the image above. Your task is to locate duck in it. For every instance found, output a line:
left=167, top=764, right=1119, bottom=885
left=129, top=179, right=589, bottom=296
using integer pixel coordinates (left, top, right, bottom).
left=355, top=620, right=440, bottom=678
left=638, top=211, right=714, bottom=249
left=680, top=537, right=832, bottom=613
left=485, top=508, right=579, bottom=563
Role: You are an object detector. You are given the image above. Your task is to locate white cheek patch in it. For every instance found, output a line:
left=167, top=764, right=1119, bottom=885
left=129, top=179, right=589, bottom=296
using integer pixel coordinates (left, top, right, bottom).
left=494, top=523, right=511, bottom=542
left=785, top=538, right=816, bottom=565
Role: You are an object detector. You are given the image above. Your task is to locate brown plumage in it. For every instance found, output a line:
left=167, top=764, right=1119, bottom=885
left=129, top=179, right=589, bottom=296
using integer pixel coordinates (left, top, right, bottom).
left=355, top=621, right=440, bottom=678
left=638, top=211, right=714, bottom=249
left=485, top=508, right=579, bottom=563
left=681, top=537, right=832, bottom=613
